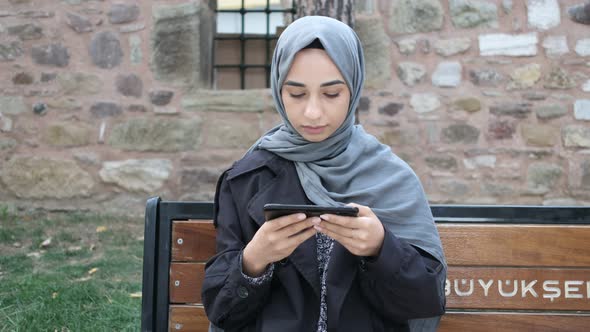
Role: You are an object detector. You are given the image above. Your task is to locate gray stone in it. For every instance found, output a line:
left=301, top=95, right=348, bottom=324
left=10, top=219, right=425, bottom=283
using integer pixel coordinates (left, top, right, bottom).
left=7, top=23, right=43, bottom=40
left=378, top=103, right=404, bottom=116
left=41, top=72, right=57, bottom=82
left=507, top=63, right=541, bottom=90
left=410, top=93, right=441, bottom=113
left=180, top=167, right=221, bottom=195
left=31, top=43, right=70, bottom=67
left=128, top=104, right=148, bottom=113
left=120, top=23, right=145, bottom=33
left=479, top=33, right=538, bottom=57
left=574, top=99, right=590, bottom=120
left=115, top=74, right=143, bottom=97
left=490, top=103, right=532, bottom=118
left=544, top=67, right=576, bottom=89
left=535, top=104, right=567, bottom=119
left=396, top=62, right=426, bottom=86
left=0, top=138, right=17, bottom=151
left=99, top=159, right=172, bottom=192
left=521, top=124, right=558, bottom=146
left=65, top=12, right=93, bottom=33
left=108, top=117, right=201, bottom=152
left=542, top=36, right=569, bottom=58
left=0, top=96, right=26, bottom=114
left=450, top=0, right=498, bottom=29
left=432, top=61, right=462, bottom=87
left=425, top=155, right=458, bottom=171
left=441, top=124, right=480, bottom=144
left=482, top=90, right=504, bottom=97
left=379, top=128, right=420, bottom=147
left=205, top=116, right=261, bottom=149
left=47, top=97, right=82, bottom=111
left=481, top=182, right=514, bottom=196
left=502, top=0, right=513, bottom=14
left=151, top=2, right=213, bottom=87
left=575, top=39, right=590, bottom=56
left=89, top=31, right=123, bottom=69
left=583, top=79, right=590, bottom=92
left=108, top=3, right=140, bottom=24
left=0, top=42, right=24, bottom=61
left=582, top=161, right=590, bottom=189
left=33, top=103, right=47, bottom=116
left=12, top=72, right=34, bottom=84
left=43, top=122, right=92, bottom=147
left=358, top=97, right=370, bottom=112
left=388, top=0, right=444, bottom=34
left=129, top=35, right=142, bottom=65
left=562, top=125, right=590, bottom=148
left=527, top=0, right=560, bottom=30
left=522, top=91, right=547, bottom=101
left=73, top=151, right=100, bottom=166
left=439, top=180, right=470, bottom=196
left=434, top=37, right=471, bottom=57
left=0, top=115, right=13, bottom=132
left=453, top=97, right=481, bottom=112
left=395, top=37, right=418, bottom=55
left=183, top=89, right=269, bottom=113
left=0, top=156, right=94, bottom=199
left=355, top=16, right=391, bottom=89
left=9, top=0, right=32, bottom=3
left=18, top=11, right=54, bottom=19
left=463, top=155, right=496, bottom=169
left=469, top=68, right=504, bottom=86
left=568, top=3, right=590, bottom=25
left=488, top=120, right=516, bottom=139
left=527, top=162, right=562, bottom=194
left=90, top=102, right=123, bottom=118
left=154, top=107, right=179, bottom=115
left=58, top=72, right=102, bottom=95
left=149, top=90, right=174, bottom=106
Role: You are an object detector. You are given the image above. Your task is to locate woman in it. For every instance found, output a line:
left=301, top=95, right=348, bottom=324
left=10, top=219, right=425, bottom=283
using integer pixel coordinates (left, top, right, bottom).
left=202, top=16, right=446, bottom=332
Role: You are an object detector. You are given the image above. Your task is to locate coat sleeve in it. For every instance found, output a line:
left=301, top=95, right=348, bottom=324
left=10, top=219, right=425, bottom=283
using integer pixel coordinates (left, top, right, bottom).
left=356, top=227, right=446, bottom=322
left=201, top=170, right=274, bottom=330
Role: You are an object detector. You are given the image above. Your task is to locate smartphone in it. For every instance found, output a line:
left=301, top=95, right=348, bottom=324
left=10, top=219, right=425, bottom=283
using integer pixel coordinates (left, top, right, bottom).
left=263, top=203, right=359, bottom=221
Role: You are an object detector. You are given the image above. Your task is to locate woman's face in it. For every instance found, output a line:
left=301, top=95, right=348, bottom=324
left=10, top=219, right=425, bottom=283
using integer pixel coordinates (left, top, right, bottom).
left=281, top=48, right=351, bottom=142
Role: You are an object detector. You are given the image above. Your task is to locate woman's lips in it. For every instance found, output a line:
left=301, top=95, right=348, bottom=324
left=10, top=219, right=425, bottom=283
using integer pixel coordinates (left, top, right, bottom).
left=302, top=125, right=328, bottom=135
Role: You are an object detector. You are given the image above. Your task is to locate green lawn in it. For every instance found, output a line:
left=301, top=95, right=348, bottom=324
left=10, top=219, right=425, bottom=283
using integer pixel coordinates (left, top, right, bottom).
left=0, top=206, right=144, bottom=331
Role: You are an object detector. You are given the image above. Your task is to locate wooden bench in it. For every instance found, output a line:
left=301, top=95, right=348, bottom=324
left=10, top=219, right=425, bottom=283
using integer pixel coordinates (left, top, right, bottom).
left=141, top=197, right=590, bottom=331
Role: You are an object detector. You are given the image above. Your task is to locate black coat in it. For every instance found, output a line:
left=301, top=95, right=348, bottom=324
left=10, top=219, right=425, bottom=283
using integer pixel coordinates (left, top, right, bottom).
left=202, top=150, right=445, bottom=332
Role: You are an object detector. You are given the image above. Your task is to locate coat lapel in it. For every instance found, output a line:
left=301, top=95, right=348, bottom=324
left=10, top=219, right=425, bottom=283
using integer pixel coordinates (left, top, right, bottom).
left=326, top=242, right=357, bottom=329
left=246, top=167, right=321, bottom=296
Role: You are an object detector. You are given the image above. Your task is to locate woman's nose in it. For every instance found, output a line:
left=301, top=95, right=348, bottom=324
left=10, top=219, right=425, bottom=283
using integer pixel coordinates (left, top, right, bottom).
left=303, top=97, right=322, bottom=120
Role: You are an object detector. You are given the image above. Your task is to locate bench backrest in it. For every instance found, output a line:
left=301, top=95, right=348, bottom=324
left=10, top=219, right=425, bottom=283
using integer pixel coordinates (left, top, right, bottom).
left=141, top=198, right=590, bottom=331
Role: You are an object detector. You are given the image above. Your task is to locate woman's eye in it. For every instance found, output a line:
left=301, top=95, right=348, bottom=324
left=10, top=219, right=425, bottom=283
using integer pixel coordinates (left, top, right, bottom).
left=325, top=93, right=340, bottom=98
left=289, top=93, right=305, bottom=98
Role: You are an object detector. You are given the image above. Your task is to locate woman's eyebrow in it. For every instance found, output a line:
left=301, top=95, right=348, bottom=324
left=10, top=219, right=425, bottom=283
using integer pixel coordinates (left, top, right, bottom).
left=320, top=80, right=345, bottom=87
left=284, top=80, right=305, bottom=87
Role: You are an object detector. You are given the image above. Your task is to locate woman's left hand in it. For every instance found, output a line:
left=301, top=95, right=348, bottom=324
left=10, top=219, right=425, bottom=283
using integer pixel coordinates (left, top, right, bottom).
left=314, top=203, right=385, bottom=257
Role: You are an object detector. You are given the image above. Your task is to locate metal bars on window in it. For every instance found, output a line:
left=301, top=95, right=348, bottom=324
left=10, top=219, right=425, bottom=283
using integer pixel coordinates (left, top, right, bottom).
left=215, top=0, right=296, bottom=89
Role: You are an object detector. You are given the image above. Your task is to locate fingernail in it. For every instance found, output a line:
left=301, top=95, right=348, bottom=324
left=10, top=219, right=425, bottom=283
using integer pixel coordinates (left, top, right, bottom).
left=297, top=213, right=306, bottom=220
left=320, top=214, right=329, bottom=221
left=313, top=225, right=322, bottom=231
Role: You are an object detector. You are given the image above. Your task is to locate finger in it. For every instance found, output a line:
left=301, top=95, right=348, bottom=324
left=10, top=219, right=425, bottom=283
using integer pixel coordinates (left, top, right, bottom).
left=317, top=220, right=355, bottom=239
left=316, top=225, right=357, bottom=250
left=346, top=202, right=374, bottom=217
left=269, top=213, right=307, bottom=230
left=278, top=217, right=316, bottom=238
left=286, top=226, right=317, bottom=247
left=319, top=213, right=357, bottom=227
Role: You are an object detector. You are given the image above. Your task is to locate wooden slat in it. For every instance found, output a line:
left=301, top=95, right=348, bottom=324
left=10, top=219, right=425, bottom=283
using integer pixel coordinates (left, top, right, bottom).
left=438, top=224, right=590, bottom=267
left=169, top=305, right=209, bottom=332
left=172, top=220, right=216, bottom=262
left=170, top=263, right=205, bottom=304
left=446, top=267, right=590, bottom=310
left=439, top=312, right=590, bottom=332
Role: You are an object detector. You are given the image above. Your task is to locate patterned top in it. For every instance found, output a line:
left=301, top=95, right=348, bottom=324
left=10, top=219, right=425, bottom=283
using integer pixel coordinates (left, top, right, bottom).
left=240, top=233, right=334, bottom=332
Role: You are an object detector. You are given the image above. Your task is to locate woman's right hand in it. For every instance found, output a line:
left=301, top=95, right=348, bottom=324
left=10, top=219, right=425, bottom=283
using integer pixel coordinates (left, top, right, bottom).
left=242, top=213, right=317, bottom=277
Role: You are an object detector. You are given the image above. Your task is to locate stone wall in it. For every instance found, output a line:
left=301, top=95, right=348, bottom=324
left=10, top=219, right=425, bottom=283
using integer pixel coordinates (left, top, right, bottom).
left=0, top=0, right=589, bottom=216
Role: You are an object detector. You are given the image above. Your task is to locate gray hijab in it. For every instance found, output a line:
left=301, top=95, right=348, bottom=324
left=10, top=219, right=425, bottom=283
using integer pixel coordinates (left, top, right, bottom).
left=250, top=15, right=446, bottom=269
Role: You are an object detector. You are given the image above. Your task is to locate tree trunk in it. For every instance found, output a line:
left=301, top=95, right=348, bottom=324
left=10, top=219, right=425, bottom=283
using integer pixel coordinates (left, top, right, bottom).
left=291, top=0, right=355, bottom=28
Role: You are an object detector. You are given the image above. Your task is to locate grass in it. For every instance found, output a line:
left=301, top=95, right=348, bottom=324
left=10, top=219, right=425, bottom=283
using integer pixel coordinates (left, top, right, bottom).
left=0, top=207, right=144, bottom=331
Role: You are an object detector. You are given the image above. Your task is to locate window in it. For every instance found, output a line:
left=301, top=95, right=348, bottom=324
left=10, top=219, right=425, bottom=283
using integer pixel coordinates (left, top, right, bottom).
left=215, top=0, right=296, bottom=89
